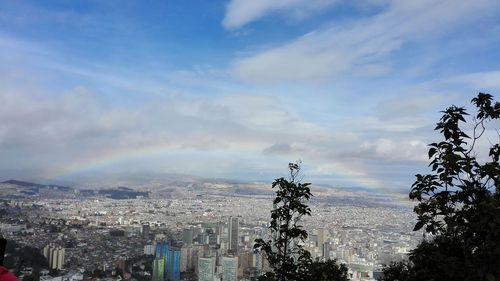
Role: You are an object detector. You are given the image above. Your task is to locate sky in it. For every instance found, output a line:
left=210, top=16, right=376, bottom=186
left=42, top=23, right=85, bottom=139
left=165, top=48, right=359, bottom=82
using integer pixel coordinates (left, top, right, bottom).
left=0, top=0, right=499, bottom=192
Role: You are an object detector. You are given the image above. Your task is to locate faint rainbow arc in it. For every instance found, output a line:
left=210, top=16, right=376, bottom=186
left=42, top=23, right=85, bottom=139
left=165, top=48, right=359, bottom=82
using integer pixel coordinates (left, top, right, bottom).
left=46, top=142, right=403, bottom=201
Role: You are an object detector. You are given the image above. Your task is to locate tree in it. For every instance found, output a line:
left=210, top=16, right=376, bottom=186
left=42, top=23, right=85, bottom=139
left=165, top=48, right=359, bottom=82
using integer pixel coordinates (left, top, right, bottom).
left=379, top=261, right=413, bottom=281
left=381, top=93, right=500, bottom=281
left=307, top=259, right=349, bottom=281
left=255, top=162, right=348, bottom=281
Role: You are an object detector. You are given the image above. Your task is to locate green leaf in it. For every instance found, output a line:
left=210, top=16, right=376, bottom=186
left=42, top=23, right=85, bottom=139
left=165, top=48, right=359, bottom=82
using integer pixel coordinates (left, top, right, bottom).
left=428, top=148, right=438, bottom=159
left=413, top=221, right=424, bottom=231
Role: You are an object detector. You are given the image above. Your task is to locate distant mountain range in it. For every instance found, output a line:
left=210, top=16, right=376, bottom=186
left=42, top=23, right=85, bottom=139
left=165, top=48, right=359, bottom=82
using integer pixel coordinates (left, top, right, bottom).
left=0, top=179, right=147, bottom=199
left=0, top=178, right=411, bottom=209
left=1, top=179, right=71, bottom=190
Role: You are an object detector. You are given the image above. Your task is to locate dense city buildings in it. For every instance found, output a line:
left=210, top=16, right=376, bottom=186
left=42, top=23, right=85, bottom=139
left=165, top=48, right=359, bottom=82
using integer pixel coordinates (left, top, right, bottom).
left=0, top=180, right=420, bottom=281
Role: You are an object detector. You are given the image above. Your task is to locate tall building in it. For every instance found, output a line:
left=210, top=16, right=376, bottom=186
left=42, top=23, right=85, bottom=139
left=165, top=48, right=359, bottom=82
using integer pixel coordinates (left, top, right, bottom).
left=152, top=257, right=165, bottom=281
left=192, top=244, right=209, bottom=273
left=155, top=242, right=163, bottom=258
left=173, top=250, right=181, bottom=280
left=57, top=248, right=65, bottom=270
left=43, top=245, right=50, bottom=260
left=221, top=256, right=238, bottom=281
left=155, top=241, right=173, bottom=280
left=322, top=243, right=331, bottom=260
left=43, top=245, right=65, bottom=270
left=215, top=222, right=224, bottom=236
left=156, top=241, right=170, bottom=258
left=183, top=227, right=194, bottom=246
left=317, top=228, right=327, bottom=248
left=317, top=228, right=329, bottom=259
left=180, top=246, right=193, bottom=273
left=228, top=217, right=239, bottom=254
left=141, top=224, right=150, bottom=238
left=198, top=257, right=215, bottom=281
left=167, top=248, right=181, bottom=281
left=155, top=241, right=182, bottom=281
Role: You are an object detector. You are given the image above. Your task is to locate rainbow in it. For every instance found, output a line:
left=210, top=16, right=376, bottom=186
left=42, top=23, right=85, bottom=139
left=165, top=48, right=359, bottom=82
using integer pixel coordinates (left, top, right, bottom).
left=47, top=140, right=263, bottom=181
left=46, top=142, right=408, bottom=204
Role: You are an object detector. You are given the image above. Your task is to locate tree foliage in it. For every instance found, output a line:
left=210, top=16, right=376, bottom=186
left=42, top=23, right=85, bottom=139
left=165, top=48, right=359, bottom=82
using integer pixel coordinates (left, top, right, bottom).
left=255, top=162, right=348, bottom=281
left=381, top=93, right=500, bottom=281
left=307, top=259, right=349, bottom=281
left=379, top=261, right=413, bottom=281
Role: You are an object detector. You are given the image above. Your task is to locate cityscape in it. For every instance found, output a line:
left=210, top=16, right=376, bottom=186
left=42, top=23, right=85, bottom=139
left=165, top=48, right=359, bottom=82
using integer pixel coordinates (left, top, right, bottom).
left=0, top=1, right=499, bottom=281
left=0, top=179, right=418, bottom=281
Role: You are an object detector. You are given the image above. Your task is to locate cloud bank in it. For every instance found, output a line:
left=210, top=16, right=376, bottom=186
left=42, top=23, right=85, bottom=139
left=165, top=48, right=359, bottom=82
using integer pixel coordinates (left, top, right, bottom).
left=230, top=0, right=497, bottom=83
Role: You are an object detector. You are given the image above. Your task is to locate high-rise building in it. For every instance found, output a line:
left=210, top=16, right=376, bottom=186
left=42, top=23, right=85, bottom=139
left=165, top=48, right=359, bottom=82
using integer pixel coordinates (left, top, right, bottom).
left=43, top=245, right=50, bottom=260
left=167, top=248, right=181, bottom=281
left=155, top=238, right=170, bottom=277
left=317, top=228, right=327, bottom=248
left=180, top=246, right=193, bottom=273
left=152, top=257, right=165, bottom=281
left=198, top=257, right=215, bottom=281
left=192, top=244, right=209, bottom=273
left=173, top=249, right=181, bottom=280
left=221, top=256, right=238, bottom=281
left=183, top=227, right=194, bottom=246
left=156, top=241, right=169, bottom=258
left=155, top=242, right=162, bottom=258
left=43, top=245, right=65, bottom=270
left=155, top=241, right=182, bottom=281
left=141, top=224, right=150, bottom=238
left=228, top=217, right=239, bottom=254
left=51, top=249, right=58, bottom=269
left=53, top=248, right=65, bottom=270
left=322, top=242, right=331, bottom=260
left=56, top=249, right=65, bottom=270
left=215, top=222, right=224, bottom=236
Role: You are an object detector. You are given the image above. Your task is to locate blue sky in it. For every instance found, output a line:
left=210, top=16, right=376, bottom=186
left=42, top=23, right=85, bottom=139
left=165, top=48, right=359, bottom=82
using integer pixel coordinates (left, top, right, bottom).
left=0, top=0, right=499, bottom=191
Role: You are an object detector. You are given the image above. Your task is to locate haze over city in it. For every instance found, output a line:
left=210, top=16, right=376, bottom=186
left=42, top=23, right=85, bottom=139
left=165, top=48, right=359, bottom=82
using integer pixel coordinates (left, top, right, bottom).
left=1, top=1, right=500, bottom=191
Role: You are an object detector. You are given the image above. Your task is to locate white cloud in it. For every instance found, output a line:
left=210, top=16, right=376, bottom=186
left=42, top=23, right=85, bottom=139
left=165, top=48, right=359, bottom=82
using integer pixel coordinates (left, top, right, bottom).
left=0, top=74, right=437, bottom=189
left=444, top=71, right=500, bottom=91
left=222, top=0, right=338, bottom=29
left=231, top=0, right=497, bottom=83
left=358, top=138, right=428, bottom=162
left=0, top=81, right=335, bottom=180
